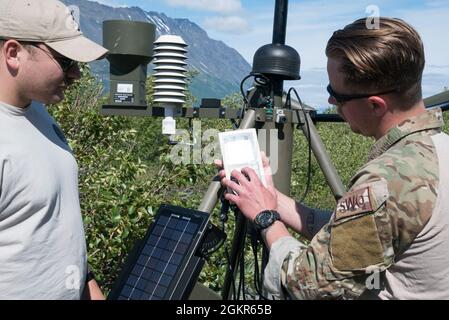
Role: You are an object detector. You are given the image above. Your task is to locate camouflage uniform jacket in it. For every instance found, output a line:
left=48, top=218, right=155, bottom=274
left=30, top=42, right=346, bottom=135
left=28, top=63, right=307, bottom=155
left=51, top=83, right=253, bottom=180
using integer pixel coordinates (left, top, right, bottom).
left=263, top=108, right=449, bottom=299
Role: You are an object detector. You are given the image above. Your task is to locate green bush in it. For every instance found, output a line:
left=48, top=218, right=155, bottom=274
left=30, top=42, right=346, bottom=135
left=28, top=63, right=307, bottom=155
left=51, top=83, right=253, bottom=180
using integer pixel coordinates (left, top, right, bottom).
left=49, top=66, right=449, bottom=297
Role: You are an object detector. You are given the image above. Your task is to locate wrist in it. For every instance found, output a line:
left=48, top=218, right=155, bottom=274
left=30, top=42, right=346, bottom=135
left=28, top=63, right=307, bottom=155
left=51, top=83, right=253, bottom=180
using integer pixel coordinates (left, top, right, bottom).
left=260, top=219, right=282, bottom=237
left=260, top=220, right=290, bottom=250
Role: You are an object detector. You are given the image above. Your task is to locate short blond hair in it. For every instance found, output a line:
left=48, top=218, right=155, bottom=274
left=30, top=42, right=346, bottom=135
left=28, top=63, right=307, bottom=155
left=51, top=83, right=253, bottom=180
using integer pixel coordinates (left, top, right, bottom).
left=326, top=17, right=425, bottom=108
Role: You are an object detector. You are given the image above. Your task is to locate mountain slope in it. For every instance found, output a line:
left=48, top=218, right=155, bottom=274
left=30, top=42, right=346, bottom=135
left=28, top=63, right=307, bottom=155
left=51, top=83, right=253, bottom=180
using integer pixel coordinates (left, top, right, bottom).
left=62, top=0, right=251, bottom=104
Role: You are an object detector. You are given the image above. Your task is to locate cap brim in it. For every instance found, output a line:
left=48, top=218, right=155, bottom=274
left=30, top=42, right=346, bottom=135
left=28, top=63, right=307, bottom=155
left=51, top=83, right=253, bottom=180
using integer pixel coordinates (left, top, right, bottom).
left=46, top=35, right=108, bottom=63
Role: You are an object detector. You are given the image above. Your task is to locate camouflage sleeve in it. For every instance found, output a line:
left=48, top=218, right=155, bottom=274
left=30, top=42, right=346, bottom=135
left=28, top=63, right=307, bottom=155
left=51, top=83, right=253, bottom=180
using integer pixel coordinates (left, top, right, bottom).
left=264, top=138, right=438, bottom=299
left=264, top=177, right=393, bottom=299
left=263, top=236, right=307, bottom=299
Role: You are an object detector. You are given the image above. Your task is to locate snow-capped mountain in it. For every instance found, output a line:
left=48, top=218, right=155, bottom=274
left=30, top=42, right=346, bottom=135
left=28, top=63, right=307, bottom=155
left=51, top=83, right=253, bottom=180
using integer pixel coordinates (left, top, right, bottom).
left=62, top=0, right=252, bottom=103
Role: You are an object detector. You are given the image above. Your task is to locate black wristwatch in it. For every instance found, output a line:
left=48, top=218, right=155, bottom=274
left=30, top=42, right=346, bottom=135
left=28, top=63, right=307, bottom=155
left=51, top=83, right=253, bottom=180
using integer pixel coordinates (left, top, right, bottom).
left=253, top=210, right=281, bottom=232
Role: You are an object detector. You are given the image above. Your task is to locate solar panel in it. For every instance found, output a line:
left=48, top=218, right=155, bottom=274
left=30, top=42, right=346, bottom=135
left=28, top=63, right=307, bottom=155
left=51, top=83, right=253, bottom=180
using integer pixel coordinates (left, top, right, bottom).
left=108, top=204, right=210, bottom=300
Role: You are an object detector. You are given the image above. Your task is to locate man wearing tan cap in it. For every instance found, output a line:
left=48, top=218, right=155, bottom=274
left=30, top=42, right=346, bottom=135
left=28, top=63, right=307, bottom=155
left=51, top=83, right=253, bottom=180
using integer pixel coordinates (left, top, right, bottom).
left=0, top=0, right=108, bottom=299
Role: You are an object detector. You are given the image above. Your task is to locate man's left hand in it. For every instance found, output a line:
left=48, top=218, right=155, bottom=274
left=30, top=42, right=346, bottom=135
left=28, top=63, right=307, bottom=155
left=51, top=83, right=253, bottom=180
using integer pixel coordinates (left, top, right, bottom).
left=221, top=167, right=278, bottom=221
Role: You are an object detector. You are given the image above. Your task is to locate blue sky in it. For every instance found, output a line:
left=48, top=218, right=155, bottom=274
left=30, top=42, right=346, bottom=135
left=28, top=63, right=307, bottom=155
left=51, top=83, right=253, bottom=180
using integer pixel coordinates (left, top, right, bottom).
left=95, top=0, right=449, bottom=110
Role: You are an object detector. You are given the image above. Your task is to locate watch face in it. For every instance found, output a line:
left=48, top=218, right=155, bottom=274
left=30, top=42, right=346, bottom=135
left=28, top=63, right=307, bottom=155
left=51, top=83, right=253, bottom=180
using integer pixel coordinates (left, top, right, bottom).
left=257, top=211, right=272, bottom=227
left=254, top=210, right=279, bottom=230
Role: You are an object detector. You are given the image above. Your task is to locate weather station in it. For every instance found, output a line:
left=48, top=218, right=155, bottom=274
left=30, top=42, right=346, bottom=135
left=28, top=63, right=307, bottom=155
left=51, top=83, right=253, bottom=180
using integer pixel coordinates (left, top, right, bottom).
left=100, top=0, right=449, bottom=300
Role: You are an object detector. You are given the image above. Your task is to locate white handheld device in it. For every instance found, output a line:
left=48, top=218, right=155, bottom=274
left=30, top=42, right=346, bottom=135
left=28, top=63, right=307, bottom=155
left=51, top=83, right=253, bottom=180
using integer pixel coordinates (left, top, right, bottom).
left=218, top=128, right=266, bottom=187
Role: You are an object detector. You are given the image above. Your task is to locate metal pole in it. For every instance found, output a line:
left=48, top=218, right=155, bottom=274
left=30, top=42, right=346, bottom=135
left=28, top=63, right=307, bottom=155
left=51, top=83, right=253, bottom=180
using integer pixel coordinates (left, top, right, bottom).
left=198, top=110, right=257, bottom=213
left=272, top=0, right=288, bottom=45
left=300, top=112, right=345, bottom=200
left=217, top=110, right=257, bottom=299
left=265, top=0, right=293, bottom=195
left=194, top=109, right=257, bottom=299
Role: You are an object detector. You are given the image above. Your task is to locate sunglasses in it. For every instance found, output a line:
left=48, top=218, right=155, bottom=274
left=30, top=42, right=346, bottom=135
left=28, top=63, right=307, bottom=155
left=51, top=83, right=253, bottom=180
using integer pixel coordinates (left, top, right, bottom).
left=27, top=43, right=78, bottom=72
left=327, top=84, right=396, bottom=105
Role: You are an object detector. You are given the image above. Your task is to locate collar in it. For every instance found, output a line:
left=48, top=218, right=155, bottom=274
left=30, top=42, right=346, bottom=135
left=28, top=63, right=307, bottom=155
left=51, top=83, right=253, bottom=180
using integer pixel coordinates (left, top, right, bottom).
left=368, top=108, right=444, bottom=161
left=0, top=100, right=34, bottom=116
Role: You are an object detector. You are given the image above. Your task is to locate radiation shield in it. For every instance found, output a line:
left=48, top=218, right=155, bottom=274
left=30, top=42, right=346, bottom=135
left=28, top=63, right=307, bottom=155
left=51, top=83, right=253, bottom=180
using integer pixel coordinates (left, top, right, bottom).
left=103, top=20, right=155, bottom=110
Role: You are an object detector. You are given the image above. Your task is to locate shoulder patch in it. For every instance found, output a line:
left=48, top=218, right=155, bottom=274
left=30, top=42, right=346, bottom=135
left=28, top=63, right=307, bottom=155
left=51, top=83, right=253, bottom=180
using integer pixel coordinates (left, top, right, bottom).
left=335, top=179, right=389, bottom=222
left=336, top=187, right=372, bottom=221
left=330, top=179, right=389, bottom=271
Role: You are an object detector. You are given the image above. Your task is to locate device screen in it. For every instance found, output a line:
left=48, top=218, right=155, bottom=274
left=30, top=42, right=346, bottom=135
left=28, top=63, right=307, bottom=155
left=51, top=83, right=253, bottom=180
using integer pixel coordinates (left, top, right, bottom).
left=219, top=129, right=266, bottom=186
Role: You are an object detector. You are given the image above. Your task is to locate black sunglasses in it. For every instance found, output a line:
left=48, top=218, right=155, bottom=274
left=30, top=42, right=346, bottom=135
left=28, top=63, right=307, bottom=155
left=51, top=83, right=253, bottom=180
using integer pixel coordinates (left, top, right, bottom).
left=327, top=84, right=396, bottom=105
left=27, top=43, right=77, bottom=72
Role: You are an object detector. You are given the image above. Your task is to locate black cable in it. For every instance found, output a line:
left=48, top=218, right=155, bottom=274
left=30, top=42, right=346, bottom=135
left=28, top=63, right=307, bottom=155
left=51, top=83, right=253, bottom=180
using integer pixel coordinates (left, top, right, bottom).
left=219, top=197, right=238, bottom=299
left=253, top=73, right=270, bottom=87
left=284, top=88, right=292, bottom=109
left=220, top=197, right=229, bottom=232
left=250, top=235, right=269, bottom=300
left=252, top=239, right=262, bottom=297
left=239, top=74, right=253, bottom=106
left=237, top=260, right=242, bottom=300
left=237, top=74, right=254, bottom=128
left=248, top=226, right=270, bottom=300
left=238, top=248, right=246, bottom=300
left=224, top=247, right=237, bottom=300
left=286, top=87, right=313, bottom=203
left=241, top=247, right=247, bottom=300
left=238, top=73, right=272, bottom=128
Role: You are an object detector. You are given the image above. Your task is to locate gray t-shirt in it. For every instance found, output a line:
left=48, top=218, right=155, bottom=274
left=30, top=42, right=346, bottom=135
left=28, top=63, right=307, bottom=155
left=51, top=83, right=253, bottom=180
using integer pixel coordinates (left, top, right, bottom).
left=0, top=101, right=87, bottom=299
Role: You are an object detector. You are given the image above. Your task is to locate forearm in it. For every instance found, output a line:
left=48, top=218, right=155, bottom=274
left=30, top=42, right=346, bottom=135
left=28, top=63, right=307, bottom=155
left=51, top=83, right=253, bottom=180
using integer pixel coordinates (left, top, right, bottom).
left=275, top=190, right=333, bottom=240
left=275, top=190, right=314, bottom=240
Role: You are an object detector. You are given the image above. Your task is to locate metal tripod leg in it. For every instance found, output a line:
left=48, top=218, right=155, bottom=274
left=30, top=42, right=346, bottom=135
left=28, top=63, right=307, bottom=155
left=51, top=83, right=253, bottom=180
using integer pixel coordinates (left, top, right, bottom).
left=221, top=210, right=247, bottom=300
left=300, top=112, right=345, bottom=199
left=197, top=110, right=256, bottom=213
left=191, top=107, right=345, bottom=300
left=189, top=110, right=256, bottom=300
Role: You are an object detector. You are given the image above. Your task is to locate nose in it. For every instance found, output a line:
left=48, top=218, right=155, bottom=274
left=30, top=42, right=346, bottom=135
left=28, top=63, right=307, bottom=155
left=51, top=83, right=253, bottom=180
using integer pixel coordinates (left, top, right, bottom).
left=328, top=95, right=336, bottom=105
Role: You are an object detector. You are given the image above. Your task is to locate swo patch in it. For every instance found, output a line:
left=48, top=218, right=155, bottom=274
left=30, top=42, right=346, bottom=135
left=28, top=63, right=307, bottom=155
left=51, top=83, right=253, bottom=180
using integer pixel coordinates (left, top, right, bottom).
left=335, top=186, right=372, bottom=221
left=330, top=184, right=386, bottom=271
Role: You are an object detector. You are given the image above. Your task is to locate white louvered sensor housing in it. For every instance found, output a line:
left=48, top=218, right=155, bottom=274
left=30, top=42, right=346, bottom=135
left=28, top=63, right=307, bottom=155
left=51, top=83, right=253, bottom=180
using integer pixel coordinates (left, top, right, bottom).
left=153, top=35, right=188, bottom=135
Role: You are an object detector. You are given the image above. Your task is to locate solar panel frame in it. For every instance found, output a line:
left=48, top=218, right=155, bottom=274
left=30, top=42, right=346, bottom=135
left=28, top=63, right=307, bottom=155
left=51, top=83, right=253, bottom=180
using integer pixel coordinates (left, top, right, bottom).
left=108, top=204, right=210, bottom=300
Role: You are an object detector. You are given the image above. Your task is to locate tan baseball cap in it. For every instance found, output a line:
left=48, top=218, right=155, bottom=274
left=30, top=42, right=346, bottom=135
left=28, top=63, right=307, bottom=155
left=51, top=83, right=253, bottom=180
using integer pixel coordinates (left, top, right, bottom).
left=0, top=0, right=108, bottom=62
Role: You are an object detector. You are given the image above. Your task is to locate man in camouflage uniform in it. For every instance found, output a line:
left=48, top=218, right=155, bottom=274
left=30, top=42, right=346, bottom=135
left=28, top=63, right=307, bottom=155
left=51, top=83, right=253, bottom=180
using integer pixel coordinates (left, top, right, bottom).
left=220, top=17, right=449, bottom=299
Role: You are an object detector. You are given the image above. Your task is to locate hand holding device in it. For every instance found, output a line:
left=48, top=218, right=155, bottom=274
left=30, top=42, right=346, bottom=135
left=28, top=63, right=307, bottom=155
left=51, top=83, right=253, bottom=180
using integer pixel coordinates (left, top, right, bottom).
left=218, top=128, right=266, bottom=188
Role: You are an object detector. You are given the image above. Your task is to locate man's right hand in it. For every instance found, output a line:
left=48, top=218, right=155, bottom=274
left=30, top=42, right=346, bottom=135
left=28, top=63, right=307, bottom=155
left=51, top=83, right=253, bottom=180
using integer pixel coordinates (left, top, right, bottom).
left=214, top=151, right=275, bottom=188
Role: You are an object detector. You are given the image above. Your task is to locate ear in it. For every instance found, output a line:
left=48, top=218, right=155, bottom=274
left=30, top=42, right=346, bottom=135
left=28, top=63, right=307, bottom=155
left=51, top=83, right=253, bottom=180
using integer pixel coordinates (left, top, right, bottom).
left=2, top=40, right=23, bottom=71
left=367, top=96, right=388, bottom=117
